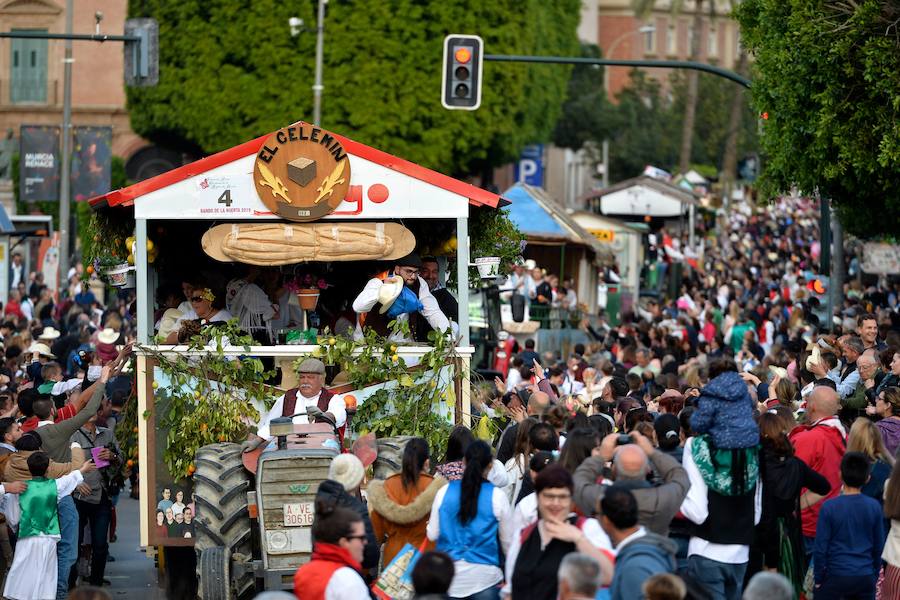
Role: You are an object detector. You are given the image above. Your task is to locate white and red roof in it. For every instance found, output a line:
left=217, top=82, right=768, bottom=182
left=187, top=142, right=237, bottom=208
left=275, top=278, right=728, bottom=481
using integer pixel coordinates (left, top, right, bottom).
left=90, top=123, right=505, bottom=220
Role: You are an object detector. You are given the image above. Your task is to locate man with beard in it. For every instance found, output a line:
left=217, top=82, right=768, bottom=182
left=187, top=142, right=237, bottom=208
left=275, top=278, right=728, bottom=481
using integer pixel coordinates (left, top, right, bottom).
left=420, top=256, right=458, bottom=326
left=351, top=253, right=450, bottom=342
left=250, top=358, right=347, bottom=444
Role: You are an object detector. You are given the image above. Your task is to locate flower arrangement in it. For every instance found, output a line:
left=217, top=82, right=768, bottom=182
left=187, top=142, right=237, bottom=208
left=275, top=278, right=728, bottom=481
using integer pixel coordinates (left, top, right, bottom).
left=284, top=270, right=329, bottom=293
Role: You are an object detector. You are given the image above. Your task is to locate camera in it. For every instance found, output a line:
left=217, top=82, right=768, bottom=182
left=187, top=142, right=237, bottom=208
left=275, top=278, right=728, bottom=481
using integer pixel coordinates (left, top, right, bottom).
left=616, top=433, right=632, bottom=445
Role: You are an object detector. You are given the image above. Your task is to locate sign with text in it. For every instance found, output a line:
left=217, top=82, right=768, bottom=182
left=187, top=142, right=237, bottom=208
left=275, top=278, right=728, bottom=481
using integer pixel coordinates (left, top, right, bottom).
left=515, top=144, right=544, bottom=187
left=19, top=125, right=60, bottom=202
left=254, top=125, right=351, bottom=222
left=283, top=502, right=315, bottom=527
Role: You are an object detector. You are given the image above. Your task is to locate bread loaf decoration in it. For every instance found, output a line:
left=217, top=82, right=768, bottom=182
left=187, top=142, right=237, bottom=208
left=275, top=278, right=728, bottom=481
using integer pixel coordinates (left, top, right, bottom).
left=201, top=222, right=416, bottom=265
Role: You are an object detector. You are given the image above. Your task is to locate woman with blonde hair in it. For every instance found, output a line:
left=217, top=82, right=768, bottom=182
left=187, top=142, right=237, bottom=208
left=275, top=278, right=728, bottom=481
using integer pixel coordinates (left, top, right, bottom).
left=848, top=417, right=894, bottom=506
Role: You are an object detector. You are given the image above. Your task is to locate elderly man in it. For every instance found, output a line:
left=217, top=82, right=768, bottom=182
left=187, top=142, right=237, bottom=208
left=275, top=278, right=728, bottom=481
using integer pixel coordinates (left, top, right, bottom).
left=788, top=386, right=846, bottom=559
left=352, top=253, right=450, bottom=343
left=573, top=430, right=689, bottom=537
left=843, top=351, right=879, bottom=424
left=252, top=358, right=347, bottom=442
left=830, top=335, right=862, bottom=400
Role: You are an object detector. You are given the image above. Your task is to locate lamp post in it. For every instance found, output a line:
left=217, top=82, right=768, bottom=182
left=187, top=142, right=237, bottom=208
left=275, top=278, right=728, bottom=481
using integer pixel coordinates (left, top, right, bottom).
left=603, top=25, right=655, bottom=95
left=290, top=0, right=328, bottom=126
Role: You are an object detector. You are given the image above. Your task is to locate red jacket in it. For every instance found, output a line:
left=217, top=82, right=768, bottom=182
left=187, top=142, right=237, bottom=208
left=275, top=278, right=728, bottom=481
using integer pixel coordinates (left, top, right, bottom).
left=788, top=417, right=846, bottom=537
left=294, top=542, right=364, bottom=600
left=22, top=403, right=79, bottom=432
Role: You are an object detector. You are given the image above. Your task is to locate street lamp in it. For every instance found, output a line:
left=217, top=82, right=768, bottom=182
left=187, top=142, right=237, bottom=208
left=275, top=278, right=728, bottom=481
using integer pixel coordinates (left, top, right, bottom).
left=603, top=25, right=656, bottom=94
left=288, top=0, right=328, bottom=126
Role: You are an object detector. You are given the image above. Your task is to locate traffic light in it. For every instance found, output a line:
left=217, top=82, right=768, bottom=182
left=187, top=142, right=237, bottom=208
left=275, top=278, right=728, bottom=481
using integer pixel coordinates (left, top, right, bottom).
left=806, top=276, right=831, bottom=330
left=124, top=18, right=159, bottom=87
left=442, top=34, right=483, bottom=110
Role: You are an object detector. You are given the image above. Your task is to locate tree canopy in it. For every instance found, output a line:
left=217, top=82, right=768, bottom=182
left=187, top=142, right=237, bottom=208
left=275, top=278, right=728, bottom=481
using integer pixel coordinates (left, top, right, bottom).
left=553, top=59, right=758, bottom=184
left=736, top=0, right=900, bottom=237
left=126, top=0, right=580, bottom=177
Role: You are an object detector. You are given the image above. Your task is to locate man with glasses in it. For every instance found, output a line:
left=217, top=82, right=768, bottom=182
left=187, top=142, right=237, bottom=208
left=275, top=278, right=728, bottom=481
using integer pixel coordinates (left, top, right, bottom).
left=351, top=253, right=449, bottom=342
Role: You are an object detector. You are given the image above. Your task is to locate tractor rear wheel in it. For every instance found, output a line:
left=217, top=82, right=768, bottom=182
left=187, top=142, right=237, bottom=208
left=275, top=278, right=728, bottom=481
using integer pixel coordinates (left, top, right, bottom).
left=194, top=442, right=254, bottom=599
left=373, top=436, right=415, bottom=480
left=198, top=546, right=230, bottom=600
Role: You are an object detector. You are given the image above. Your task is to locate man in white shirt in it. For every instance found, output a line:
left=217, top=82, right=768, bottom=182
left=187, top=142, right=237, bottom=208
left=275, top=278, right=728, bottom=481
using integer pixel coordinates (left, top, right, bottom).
left=352, top=253, right=449, bottom=342
left=252, top=358, right=346, bottom=442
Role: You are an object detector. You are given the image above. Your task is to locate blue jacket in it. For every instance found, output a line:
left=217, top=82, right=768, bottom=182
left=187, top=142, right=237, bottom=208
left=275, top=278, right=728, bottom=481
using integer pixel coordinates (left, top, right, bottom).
left=691, top=371, right=759, bottom=449
left=436, top=480, right=499, bottom=567
left=609, top=531, right=677, bottom=600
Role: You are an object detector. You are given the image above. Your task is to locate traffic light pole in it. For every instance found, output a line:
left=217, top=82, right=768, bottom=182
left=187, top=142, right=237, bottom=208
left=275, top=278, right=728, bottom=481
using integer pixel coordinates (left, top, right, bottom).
left=483, top=55, right=751, bottom=89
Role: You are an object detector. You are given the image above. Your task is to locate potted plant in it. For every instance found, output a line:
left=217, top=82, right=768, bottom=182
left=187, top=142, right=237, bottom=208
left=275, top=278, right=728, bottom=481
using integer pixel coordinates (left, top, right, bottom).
left=285, top=269, right=329, bottom=310
left=468, top=207, right=526, bottom=282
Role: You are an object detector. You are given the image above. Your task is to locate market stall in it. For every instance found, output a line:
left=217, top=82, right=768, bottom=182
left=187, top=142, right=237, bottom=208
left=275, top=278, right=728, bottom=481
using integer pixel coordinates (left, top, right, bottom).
left=88, top=122, right=508, bottom=552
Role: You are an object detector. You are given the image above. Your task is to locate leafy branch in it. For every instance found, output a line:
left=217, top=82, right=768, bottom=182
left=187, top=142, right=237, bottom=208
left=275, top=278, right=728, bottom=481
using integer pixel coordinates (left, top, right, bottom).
left=141, top=320, right=276, bottom=480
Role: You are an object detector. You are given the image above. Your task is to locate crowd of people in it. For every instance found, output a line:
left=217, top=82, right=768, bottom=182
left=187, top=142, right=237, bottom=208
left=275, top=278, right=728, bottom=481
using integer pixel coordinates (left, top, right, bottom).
left=0, top=262, right=135, bottom=600
left=290, top=197, right=900, bottom=600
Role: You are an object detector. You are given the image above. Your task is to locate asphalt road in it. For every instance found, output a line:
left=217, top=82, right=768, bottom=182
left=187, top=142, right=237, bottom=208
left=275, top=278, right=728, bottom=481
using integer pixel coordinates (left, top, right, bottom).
left=100, top=485, right=165, bottom=599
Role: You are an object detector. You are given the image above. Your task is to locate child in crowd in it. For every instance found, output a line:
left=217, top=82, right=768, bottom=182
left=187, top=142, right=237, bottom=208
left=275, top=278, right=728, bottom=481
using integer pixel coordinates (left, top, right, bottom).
left=813, top=451, right=885, bottom=599
left=3, top=451, right=95, bottom=600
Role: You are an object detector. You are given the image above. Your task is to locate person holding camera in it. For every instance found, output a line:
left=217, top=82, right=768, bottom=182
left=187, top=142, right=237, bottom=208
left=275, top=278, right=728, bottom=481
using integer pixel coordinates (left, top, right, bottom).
left=572, top=430, right=689, bottom=537
left=67, top=392, right=122, bottom=588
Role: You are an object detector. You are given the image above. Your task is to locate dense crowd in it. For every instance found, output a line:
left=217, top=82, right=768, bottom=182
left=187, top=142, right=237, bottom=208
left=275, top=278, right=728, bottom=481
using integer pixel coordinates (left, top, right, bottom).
left=295, top=197, right=900, bottom=600
left=0, top=261, right=135, bottom=600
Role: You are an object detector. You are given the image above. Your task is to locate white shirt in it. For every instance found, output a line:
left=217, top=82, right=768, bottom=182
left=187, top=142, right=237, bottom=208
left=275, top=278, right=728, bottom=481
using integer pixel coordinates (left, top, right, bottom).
left=351, top=275, right=450, bottom=342
left=680, top=437, right=762, bottom=564
left=502, top=516, right=613, bottom=596
left=256, top=390, right=347, bottom=439
left=427, top=482, right=513, bottom=598
left=323, top=565, right=369, bottom=600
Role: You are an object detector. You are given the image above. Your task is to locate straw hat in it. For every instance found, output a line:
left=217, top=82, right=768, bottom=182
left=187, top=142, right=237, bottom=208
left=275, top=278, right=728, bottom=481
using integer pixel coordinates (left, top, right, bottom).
left=156, top=308, right=183, bottom=342
left=97, top=328, right=119, bottom=345
left=28, top=343, right=55, bottom=359
left=377, top=276, right=405, bottom=314
left=38, top=326, right=61, bottom=341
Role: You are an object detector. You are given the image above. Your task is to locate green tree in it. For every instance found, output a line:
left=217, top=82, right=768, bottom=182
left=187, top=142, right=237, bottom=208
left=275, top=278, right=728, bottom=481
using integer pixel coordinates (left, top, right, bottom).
left=127, top=0, right=580, bottom=177
left=736, top=0, right=900, bottom=236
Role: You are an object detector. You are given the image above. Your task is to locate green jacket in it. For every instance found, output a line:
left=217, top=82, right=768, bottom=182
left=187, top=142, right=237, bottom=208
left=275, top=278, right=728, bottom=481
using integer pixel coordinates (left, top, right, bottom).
left=35, top=384, right=104, bottom=463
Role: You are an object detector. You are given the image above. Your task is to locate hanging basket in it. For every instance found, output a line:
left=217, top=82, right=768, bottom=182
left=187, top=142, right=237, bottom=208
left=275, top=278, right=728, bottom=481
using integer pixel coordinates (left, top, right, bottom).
left=297, top=288, right=320, bottom=310
left=104, top=264, right=132, bottom=287
left=474, top=257, right=501, bottom=279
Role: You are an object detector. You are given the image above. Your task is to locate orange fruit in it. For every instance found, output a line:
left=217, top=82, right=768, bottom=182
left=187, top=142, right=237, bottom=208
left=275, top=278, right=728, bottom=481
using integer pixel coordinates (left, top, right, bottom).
left=187, top=464, right=196, bottom=475
left=132, top=427, right=138, bottom=433
left=86, top=265, right=94, bottom=275
left=218, top=434, right=226, bottom=442
left=126, top=460, right=134, bottom=468
left=200, top=423, right=207, bottom=432
left=344, top=395, right=358, bottom=410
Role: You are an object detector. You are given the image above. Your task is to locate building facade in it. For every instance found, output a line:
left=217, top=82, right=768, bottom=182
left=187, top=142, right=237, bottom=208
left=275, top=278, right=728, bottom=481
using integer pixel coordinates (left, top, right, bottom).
left=0, top=0, right=148, bottom=187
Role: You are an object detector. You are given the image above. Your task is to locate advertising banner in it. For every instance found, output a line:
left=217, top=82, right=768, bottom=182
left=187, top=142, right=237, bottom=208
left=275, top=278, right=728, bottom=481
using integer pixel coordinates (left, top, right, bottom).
left=72, top=126, right=112, bottom=201
left=19, top=125, right=60, bottom=202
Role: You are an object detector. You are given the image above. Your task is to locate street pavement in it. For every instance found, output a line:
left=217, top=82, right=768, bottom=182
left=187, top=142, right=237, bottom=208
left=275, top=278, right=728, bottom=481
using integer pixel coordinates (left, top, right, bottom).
left=101, top=486, right=165, bottom=599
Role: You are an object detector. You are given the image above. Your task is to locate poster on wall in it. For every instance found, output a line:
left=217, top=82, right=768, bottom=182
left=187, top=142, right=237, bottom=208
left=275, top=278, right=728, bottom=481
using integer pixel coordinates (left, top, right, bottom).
left=37, top=234, right=59, bottom=296
left=71, top=126, right=112, bottom=202
left=19, top=125, right=60, bottom=202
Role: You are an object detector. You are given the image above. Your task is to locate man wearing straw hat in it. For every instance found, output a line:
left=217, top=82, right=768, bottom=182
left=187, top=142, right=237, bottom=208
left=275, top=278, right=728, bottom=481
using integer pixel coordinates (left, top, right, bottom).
left=351, top=253, right=450, bottom=343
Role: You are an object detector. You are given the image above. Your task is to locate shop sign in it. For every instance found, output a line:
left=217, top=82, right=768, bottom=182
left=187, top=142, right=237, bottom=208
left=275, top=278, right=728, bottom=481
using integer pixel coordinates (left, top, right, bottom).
left=590, top=228, right=615, bottom=243
left=254, top=125, right=352, bottom=222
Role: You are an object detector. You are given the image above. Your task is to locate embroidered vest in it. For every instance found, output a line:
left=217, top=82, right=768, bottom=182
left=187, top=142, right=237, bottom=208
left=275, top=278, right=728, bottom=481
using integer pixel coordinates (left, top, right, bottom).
left=18, top=477, right=60, bottom=538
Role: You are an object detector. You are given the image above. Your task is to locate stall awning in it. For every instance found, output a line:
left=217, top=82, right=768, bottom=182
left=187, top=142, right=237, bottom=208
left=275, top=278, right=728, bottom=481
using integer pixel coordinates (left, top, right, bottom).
left=89, top=122, right=507, bottom=213
left=504, top=183, right=611, bottom=261
left=579, top=175, right=698, bottom=218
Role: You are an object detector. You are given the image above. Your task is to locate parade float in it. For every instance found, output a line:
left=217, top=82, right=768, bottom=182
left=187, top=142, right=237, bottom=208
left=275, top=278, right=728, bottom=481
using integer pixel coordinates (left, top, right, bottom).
left=88, top=122, right=515, bottom=597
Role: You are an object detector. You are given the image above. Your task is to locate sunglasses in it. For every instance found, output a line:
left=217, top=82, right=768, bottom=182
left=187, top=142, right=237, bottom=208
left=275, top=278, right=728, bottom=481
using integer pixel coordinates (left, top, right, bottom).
left=190, top=296, right=206, bottom=303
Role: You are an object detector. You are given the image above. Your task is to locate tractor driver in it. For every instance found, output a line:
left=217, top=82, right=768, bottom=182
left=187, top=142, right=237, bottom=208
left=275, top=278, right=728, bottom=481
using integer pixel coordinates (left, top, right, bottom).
left=247, top=358, right=347, bottom=448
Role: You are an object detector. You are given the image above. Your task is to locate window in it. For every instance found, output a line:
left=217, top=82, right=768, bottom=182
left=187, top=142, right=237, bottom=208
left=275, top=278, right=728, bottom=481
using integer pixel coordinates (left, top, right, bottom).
left=666, top=25, right=677, bottom=55
left=643, top=24, right=656, bottom=54
left=708, top=27, right=718, bottom=57
left=10, top=29, right=48, bottom=104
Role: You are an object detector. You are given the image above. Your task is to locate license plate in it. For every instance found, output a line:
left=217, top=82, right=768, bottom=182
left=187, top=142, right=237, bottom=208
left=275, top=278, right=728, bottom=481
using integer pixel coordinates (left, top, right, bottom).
left=283, top=502, right=314, bottom=527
